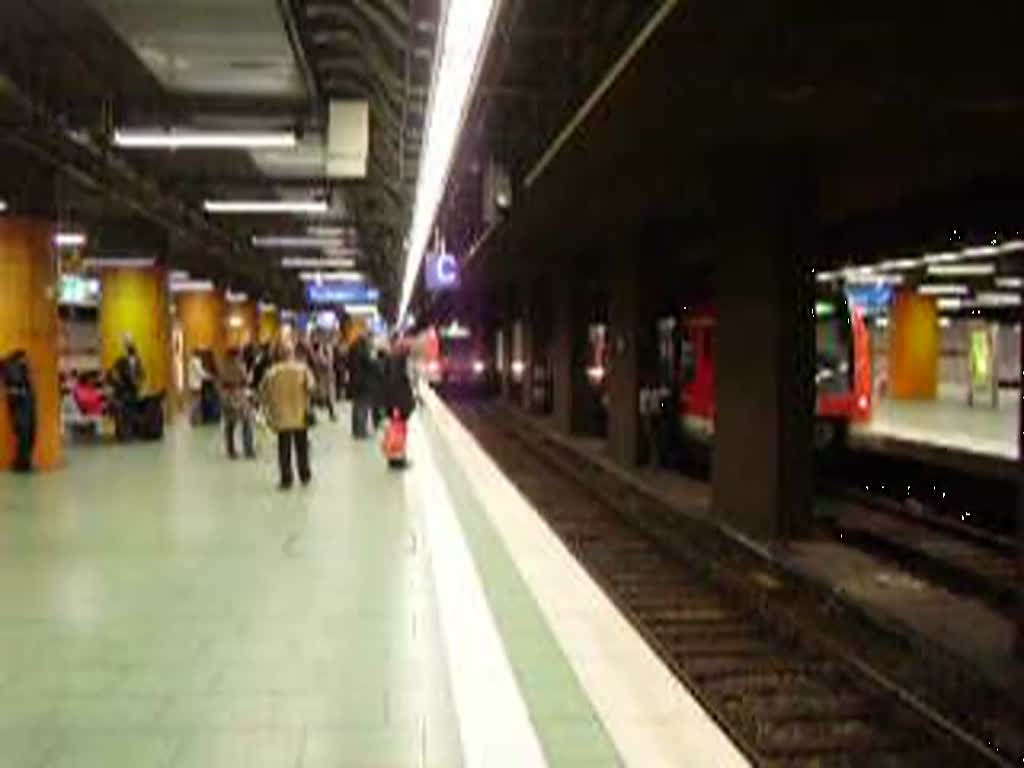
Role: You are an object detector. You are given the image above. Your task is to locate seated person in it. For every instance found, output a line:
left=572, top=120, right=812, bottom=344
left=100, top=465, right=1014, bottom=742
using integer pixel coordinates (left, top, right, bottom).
left=72, top=373, right=106, bottom=417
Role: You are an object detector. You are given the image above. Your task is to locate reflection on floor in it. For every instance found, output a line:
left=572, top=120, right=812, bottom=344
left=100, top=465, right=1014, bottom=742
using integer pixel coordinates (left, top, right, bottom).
left=0, top=418, right=462, bottom=768
left=853, top=386, right=1019, bottom=458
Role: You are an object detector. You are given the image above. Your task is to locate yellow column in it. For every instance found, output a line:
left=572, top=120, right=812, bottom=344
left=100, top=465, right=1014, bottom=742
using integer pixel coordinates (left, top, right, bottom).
left=0, top=218, right=61, bottom=470
left=226, top=300, right=258, bottom=349
left=258, top=306, right=280, bottom=345
left=176, top=289, right=226, bottom=373
left=99, top=266, right=171, bottom=395
left=889, top=290, right=939, bottom=399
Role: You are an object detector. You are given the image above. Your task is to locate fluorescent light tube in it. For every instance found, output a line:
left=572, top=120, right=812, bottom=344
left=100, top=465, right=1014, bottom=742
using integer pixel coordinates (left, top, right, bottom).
left=225, top=291, right=248, bottom=303
left=344, top=303, right=379, bottom=315
left=54, top=232, right=87, bottom=248
left=252, top=235, right=353, bottom=249
left=204, top=200, right=328, bottom=215
left=877, top=258, right=920, bottom=271
left=281, top=257, right=356, bottom=269
left=845, top=273, right=904, bottom=286
left=936, top=298, right=963, bottom=310
left=922, top=251, right=960, bottom=265
left=298, top=271, right=364, bottom=283
left=961, top=245, right=1000, bottom=258
left=307, top=226, right=354, bottom=237
left=926, top=263, right=995, bottom=277
left=114, top=129, right=296, bottom=150
left=918, top=283, right=968, bottom=295
left=994, top=276, right=1023, bottom=289
left=974, top=291, right=1021, bottom=307
left=82, top=257, right=156, bottom=269
left=258, top=302, right=277, bottom=312
left=399, top=0, right=501, bottom=320
left=170, top=280, right=215, bottom=293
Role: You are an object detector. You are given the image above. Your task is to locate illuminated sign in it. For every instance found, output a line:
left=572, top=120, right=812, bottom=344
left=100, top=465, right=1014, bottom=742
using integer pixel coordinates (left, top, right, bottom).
left=425, top=251, right=460, bottom=292
left=59, top=275, right=101, bottom=306
left=305, top=282, right=380, bottom=305
left=845, top=284, right=892, bottom=316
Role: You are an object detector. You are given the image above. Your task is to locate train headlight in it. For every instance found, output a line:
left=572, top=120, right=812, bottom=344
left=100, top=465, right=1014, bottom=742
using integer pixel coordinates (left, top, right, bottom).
left=858, top=394, right=869, bottom=411
left=472, top=360, right=486, bottom=375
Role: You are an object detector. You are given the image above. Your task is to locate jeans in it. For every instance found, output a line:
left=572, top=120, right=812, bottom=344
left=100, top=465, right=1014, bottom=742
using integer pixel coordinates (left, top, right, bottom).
left=8, top=396, right=35, bottom=472
left=351, top=398, right=370, bottom=438
left=277, top=429, right=311, bottom=487
left=225, top=413, right=255, bottom=458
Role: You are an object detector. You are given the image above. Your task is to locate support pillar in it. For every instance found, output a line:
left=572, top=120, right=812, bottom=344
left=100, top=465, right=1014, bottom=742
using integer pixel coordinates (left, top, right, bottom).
left=1017, top=296, right=1023, bottom=658
left=176, top=289, right=226, bottom=374
left=521, top=294, right=535, bottom=412
left=607, top=252, right=641, bottom=467
left=711, top=157, right=816, bottom=541
left=551, top=265, right=575, bottom=434
left=226, top=300, right=258, bottom=349
left=0, top=218, right=61, bottom=471
left=889, top=291, right=939, bottom=400
left=100, top=265, right=171, bottom=396
left=258, top=306, right=280, bottom=345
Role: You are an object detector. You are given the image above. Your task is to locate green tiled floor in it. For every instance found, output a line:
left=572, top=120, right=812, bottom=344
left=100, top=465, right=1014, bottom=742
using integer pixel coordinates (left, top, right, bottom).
left=0, top=414, right=461, bottom=767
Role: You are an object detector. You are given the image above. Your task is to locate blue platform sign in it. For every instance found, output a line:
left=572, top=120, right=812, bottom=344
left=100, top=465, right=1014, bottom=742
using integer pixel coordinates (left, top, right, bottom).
left=845, top=284, right=893, bottom=316
left=425, top=251, right=460, bottom=292
left=306, top=282, right=380, bottom=306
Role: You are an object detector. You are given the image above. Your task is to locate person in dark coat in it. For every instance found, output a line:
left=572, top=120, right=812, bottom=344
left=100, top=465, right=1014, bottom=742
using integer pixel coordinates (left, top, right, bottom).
left=383, top=351, right=416, bottom=421
left=1, top=350, right=36, bottom=472
left=347, top=337, right=372, bottom=439
left=109, top=338, right=146, bottom=441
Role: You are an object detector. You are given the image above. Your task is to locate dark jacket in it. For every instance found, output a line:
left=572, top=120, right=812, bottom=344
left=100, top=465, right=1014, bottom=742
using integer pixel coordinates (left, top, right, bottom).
left=347, top=341, right=373, bottom=400
left=383, top=355, right=415, bottom=420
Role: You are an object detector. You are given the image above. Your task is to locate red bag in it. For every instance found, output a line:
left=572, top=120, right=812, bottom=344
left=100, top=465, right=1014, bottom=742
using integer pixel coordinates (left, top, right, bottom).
left=382, top=411, right=408, bottom=466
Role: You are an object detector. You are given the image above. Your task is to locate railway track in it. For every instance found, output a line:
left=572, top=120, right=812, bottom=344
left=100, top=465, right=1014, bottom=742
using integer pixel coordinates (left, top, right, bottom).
left=451, top=401, right=1019, bottom=767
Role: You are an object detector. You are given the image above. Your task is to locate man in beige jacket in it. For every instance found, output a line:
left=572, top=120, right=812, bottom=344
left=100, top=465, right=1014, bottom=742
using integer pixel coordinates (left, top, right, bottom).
left=260, top=341, right=315, bottom=489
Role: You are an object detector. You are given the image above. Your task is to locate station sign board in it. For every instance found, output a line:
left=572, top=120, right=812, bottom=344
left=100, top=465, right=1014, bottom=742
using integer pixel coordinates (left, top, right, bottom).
left=306, top=282, right=380, bottom=306
left=845, top=284, right=893, bottom=316
left=425, top=251, right=460, bottom=292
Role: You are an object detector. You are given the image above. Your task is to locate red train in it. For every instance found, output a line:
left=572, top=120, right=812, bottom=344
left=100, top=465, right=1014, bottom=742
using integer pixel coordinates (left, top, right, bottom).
left=677, top=292, right=872, bottom=445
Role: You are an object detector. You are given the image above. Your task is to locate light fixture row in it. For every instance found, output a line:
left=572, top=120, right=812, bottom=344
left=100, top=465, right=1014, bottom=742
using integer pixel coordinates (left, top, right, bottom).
left=399, top=0, right=501, bottom=321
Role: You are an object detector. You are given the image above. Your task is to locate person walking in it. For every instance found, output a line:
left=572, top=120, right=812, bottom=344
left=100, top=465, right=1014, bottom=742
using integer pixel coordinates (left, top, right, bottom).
left=381, top=349, right=416, bottom=468
left=312, top=343, right=337, bottom=422
left=347, top=337, right=372, bottom=438
left=260, top=341, right=315, bottom=489
left=220, top=348, right=255, bottom=459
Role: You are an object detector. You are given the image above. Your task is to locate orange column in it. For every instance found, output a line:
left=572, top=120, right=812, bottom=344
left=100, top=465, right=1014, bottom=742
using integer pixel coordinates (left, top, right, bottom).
left=0, top=218, right=61, bottom=470
left=225, top=300, right=258, bottom=349
left=258, top=306, right=280, bottom=345
left=889, top=291, right=939, bottom=399
left=99, top=266, right=171, bottom=396
left=176, top=289, right=226, bottom=373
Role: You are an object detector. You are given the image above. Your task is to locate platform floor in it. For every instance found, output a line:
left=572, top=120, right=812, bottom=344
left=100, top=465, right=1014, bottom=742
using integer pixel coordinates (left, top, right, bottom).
left=852, top=387, right=1019, bottom=459
left=0, top=398, right=746, bottom=767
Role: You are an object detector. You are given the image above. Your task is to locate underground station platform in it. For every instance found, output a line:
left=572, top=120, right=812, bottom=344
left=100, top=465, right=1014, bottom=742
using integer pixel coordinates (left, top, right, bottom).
left=0, top=394, right=746, bottom=768
left=1, top=0, right=1024, bottom=766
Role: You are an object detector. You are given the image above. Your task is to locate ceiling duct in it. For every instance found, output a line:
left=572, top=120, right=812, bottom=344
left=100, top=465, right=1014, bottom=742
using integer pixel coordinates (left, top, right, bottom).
left=327, top=100, right=369, bottom=178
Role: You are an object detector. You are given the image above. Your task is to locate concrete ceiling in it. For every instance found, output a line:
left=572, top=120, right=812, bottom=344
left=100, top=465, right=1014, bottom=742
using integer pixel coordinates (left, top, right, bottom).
left=86, top=0, right=306, bottom=98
